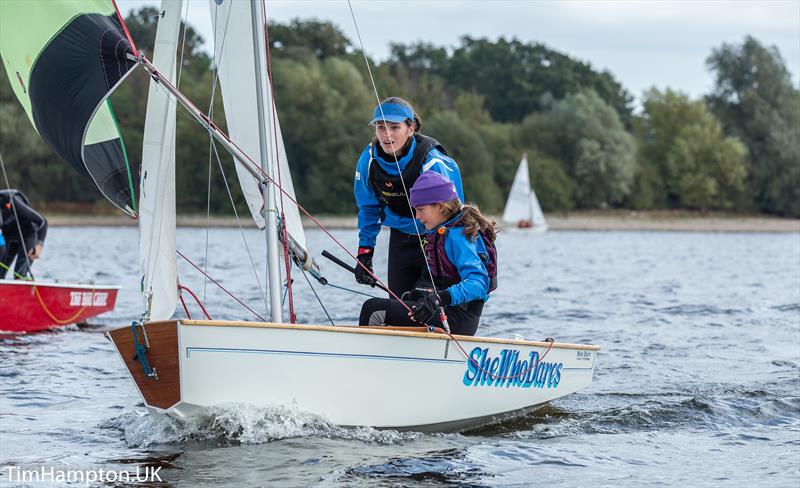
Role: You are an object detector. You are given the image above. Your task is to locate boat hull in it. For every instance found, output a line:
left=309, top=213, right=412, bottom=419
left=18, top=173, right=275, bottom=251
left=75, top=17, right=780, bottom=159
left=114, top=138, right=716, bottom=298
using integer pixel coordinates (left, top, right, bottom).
left=107, top=320, right=599, bottom=432
left=0, top=281, right=120, bottom=332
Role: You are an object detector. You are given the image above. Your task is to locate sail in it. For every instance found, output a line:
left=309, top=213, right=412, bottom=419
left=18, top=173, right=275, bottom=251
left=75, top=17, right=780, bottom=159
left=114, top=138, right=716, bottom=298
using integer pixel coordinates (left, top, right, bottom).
left=208, top=0, right=307, bottom=251
left=530, top=186, right=548, bottom=229
left=139, top=0, right=182, bottom=320
left=502, top=155, right=533, bottom=224
left=0, top=0, right=139, bottom=216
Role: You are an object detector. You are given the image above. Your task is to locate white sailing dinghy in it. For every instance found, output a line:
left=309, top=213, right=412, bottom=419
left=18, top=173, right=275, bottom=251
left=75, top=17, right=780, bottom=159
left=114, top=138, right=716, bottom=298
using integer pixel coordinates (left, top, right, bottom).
left=502, top=153, right=548, bottom=232
left=3, top=0, right=597, bottom=432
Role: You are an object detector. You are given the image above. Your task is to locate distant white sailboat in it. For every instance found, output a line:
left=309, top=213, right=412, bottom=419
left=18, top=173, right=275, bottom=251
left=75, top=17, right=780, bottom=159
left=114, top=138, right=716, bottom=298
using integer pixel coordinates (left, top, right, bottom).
left=502, top=153, right=548, bottom=232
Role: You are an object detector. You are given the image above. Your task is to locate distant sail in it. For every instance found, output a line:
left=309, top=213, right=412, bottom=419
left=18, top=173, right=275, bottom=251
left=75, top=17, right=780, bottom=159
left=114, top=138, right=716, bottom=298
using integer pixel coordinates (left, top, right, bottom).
left=139, top=0, right=183, bottom=320
left=0, top=0, right=139, bottom=216
left=209, top=0, right=308, bottom=251
left=503, top=155, right=533, bottom=224
left=502, top=154, right=548, bottom=231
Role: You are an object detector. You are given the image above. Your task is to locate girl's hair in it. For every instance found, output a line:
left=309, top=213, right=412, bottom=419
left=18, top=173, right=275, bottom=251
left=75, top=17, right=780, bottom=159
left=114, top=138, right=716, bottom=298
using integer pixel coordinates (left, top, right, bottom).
left=439, top=198, right=497, bottom=242
left=381, top=97, right=422, bottom=132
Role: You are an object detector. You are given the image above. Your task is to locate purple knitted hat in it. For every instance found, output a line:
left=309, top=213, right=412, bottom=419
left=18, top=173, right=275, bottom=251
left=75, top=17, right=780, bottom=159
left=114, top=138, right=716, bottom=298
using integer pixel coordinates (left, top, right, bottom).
left=410, top=171, right=458, bottom=207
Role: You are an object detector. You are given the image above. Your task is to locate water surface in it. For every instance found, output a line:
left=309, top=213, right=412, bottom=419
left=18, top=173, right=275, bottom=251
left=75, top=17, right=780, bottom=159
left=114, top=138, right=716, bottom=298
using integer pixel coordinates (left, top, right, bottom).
left=1, top=227, right=798, bottom=487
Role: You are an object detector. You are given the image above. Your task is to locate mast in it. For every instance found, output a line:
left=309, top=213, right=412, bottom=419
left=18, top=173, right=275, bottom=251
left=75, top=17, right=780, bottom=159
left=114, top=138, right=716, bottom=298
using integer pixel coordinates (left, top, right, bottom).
left=251, top=0, right=283, bottom=323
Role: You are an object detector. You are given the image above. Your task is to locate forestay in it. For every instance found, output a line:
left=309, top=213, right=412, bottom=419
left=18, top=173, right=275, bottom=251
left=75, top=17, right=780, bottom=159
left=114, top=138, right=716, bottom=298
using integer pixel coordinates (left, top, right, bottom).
left=139, top=0, right=184, bottom=320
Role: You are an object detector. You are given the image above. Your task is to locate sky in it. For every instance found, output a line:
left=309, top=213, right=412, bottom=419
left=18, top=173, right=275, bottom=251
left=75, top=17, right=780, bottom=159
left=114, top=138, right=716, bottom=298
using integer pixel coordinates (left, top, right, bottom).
left=118, top=0, right=800, bottom=105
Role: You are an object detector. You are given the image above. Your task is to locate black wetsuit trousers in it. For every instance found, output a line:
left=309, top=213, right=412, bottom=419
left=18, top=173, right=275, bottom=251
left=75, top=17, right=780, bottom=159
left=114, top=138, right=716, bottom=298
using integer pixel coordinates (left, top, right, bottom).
left=359, top=297, right=484, bottom=336
left=387, top=228, right=427, bottom=298
left=0, top=237, right=33, bottom=278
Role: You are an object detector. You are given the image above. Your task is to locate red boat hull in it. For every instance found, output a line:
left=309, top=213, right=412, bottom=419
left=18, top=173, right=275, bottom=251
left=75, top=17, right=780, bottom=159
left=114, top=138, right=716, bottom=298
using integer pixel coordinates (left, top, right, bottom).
left=0, top=281, right=120, bottom=332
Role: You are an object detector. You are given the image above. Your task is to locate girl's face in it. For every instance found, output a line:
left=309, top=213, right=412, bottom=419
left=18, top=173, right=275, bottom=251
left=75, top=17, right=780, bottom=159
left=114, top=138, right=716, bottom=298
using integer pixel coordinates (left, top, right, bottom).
left=374, top=121, right=414, bottom=155
left=415, top=203, right=448, bottom=230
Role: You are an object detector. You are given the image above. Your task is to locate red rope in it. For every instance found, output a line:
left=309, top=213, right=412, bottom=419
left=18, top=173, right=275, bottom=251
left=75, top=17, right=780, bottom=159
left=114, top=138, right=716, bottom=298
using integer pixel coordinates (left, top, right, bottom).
left=111, top=0, right=139, bottom=57
left=142, top=56, right=407, bottom=310
left=179, top=292, right=191, bottom=319
left=178, top=284, right=213, bottom=320
left=262, top=4, right=296, bottom=323
left=177, top=250, right=266, bottom=321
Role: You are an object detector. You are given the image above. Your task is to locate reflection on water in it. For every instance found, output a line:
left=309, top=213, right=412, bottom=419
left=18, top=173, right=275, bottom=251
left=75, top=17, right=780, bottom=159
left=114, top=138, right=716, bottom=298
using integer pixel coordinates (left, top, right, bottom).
left=1, top=228, right=798, bottom=487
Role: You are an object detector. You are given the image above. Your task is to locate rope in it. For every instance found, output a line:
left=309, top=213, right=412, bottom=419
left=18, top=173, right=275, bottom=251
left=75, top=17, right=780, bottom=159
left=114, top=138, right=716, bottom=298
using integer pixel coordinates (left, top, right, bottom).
left=178, top=284, right=212, bottom=320
left=177, top=250, right=266, bottom=321
left=301, top=269, right=335, bottom=326
left=346, top=1, right=440, bottom=314
left=324, top=282, right=382, bottom=299
left=131, top=321, right=157, bottom=378
left=0, top=260, right=30, bottom=281
left=33, top=285, right=90, bottom=325
left=262, top=4, right=296, bottom=323
left=208, top=139, right=268, bottom=313
left=0, top=151, right=35, bottom=281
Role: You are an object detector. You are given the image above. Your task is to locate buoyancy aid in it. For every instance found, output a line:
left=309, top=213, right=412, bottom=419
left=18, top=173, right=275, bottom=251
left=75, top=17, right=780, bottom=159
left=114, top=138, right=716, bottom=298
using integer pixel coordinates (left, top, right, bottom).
left=0, top=189, right=30, bottom=225
left=422, top=215, right=498, bottom=293
left=367, top=134, right=447, bottom=218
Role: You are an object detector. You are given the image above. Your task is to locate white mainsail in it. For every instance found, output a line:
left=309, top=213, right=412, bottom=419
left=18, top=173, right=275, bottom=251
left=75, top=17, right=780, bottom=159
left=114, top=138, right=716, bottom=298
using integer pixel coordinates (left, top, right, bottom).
left=139, top=0, right=183, bottom=320
left=502, top=154, right=548, bottom=230
left=208, top=0, right=307, bottom=250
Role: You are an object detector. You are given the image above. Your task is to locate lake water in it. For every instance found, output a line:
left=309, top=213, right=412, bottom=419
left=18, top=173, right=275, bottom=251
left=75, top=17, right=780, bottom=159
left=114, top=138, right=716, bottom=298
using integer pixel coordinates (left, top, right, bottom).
left=1, top=227, right=798, bottom=487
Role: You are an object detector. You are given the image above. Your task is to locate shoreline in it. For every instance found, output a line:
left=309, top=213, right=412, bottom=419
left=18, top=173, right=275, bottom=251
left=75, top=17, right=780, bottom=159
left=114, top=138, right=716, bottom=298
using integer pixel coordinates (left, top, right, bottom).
left=43, top=211, right=800, bottom=233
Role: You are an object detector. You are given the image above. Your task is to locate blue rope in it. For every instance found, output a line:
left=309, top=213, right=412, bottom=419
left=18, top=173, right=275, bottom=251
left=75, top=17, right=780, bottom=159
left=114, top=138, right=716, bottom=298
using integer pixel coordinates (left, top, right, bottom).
left=131, top=321, right=157, bottom=379
left=302, top=269, right=335, bottom=326
left=324, top=282, right=382, bottom=299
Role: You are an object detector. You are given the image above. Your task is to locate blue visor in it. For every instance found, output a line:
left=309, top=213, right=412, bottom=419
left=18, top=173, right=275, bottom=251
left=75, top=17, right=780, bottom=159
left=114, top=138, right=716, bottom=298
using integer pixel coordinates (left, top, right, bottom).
left=369, top=103, right=414, bottom=125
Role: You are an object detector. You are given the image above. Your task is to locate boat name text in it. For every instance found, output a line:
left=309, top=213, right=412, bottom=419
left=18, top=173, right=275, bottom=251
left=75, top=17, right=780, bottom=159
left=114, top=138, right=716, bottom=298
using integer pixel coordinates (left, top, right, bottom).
left=463, top=347, right=562, bottom=389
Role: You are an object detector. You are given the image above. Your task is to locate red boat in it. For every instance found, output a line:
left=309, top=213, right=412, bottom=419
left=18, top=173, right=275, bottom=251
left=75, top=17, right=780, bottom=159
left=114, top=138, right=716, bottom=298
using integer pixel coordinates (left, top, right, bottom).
left=0, top=281, right=120, bottom=333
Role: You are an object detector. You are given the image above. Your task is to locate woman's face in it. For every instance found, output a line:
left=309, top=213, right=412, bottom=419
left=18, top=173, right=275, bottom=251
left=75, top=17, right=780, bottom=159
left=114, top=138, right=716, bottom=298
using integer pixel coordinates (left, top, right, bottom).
left=374, top=121, right=414, bottom=155
left=415, top=203, right=447, bottom=230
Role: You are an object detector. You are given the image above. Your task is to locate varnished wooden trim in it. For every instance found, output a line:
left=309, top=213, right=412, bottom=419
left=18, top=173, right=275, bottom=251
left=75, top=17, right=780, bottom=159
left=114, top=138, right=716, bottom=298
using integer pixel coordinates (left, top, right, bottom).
left=106, top=321, right=181, bottom=409
left=181, top=319, right=601, bottom=351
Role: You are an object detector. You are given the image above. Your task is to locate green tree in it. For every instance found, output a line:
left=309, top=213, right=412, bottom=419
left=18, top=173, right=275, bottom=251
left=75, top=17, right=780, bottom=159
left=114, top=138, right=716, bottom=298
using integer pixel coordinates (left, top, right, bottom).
left=706, top=36, right=800, bottom=216
left=425, top=111, right=502, bottom=211
left=638, top=88, right=748, bottom=210
left=272, top=56, right=372, bottom=213
left=520, top=91, right=636, bottom=207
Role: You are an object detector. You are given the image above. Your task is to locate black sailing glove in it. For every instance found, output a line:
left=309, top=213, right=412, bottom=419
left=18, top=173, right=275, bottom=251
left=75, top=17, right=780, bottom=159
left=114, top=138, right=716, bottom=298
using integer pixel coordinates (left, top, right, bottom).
left=411, top=291, right=451, bottom=324
left=354, top=247, right=376, bottom=287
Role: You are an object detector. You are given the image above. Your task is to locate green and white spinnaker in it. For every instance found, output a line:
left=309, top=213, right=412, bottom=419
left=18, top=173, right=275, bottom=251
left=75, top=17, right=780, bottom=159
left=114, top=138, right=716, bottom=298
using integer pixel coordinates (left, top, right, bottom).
left=0, top=0, right=139, bottom=215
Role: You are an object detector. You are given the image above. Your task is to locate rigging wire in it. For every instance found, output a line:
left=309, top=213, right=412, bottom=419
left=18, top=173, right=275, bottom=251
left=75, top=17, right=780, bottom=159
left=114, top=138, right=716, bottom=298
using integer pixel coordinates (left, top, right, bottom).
left=301, top=269, right=336, bottom=325
left=209, top=137, right=268, bottom=311
left=262, top=1, right=297, bottom=323
left=177, top=250, right=266, bottom=321
left=0, top=151, right=34, bottom=281
left=345, top=1, right=441, bottom=311
left=202, top=1, right=270, bottom=313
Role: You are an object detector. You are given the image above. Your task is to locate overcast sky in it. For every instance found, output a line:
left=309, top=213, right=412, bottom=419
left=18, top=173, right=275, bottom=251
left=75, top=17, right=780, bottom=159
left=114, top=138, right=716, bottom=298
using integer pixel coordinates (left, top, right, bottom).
left=118, top=0, right=800, bottom=105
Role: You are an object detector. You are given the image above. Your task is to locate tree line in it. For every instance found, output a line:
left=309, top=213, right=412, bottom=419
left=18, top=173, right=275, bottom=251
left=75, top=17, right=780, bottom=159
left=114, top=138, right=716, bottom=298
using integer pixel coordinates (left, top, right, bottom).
left=0, top=8, right=797, bottom=217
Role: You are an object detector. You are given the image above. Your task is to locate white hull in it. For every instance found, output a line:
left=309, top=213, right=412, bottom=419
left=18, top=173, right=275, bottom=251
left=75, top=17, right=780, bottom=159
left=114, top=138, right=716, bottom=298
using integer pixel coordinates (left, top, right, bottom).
left=108, top=320, right=598, bottom=432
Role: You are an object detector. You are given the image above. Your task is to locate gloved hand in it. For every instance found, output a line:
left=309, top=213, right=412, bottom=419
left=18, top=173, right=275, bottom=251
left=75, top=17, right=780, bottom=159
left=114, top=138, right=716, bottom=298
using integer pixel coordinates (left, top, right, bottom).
left=354, top=247, right=376, bottom=286
left=410, top=291, right=451, bottom=324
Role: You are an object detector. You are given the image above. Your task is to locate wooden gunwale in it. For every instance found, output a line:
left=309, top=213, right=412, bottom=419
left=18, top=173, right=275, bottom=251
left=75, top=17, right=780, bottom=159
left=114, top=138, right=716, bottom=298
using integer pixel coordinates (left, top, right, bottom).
left=181, top=319, right=601, bottom=351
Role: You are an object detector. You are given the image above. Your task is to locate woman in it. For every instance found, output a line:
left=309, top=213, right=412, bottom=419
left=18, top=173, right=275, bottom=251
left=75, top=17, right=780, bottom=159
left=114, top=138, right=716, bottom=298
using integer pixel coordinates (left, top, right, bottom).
left=353, top=97, right=464, bottom=297
left=359, top=172, right=497, bottom=336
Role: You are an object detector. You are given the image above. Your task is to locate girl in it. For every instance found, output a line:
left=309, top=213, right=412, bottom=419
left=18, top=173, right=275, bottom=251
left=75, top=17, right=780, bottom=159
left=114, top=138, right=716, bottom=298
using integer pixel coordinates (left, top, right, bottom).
left=353, top=97, right=464, bottom=297
left=359, top=172, right=497, bottom=336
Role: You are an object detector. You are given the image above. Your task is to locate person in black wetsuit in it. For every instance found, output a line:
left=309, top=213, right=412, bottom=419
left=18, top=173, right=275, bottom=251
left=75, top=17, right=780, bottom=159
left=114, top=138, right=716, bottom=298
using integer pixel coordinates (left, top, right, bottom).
left=0, top=189, right=48, bottom=279
left=353, top=97, right=465, bottom=298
